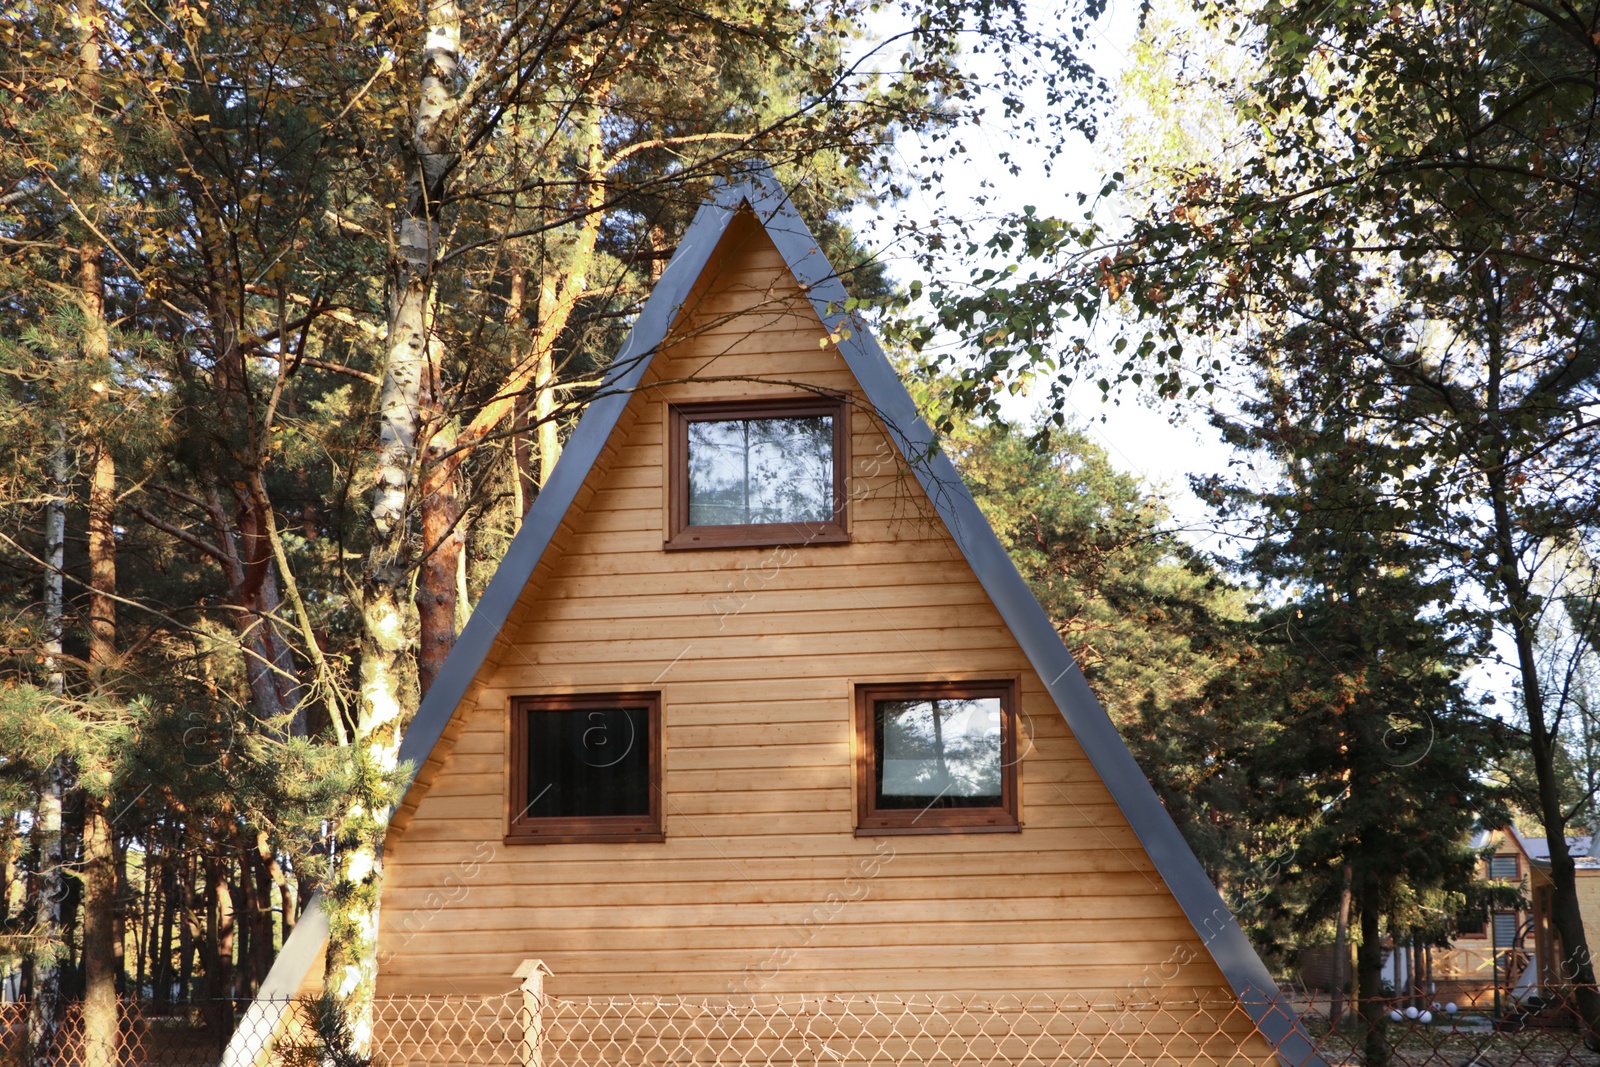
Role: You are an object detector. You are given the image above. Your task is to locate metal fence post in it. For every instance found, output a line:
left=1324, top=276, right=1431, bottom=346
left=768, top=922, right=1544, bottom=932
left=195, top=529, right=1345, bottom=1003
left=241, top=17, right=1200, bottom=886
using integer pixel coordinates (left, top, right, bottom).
left=515, top=959, right=553, bottom=1067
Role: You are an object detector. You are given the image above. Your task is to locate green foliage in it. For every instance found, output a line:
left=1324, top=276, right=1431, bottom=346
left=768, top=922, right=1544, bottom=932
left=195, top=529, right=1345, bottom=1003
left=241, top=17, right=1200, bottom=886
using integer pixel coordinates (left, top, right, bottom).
left=949, top=414, right=1248, bottom=722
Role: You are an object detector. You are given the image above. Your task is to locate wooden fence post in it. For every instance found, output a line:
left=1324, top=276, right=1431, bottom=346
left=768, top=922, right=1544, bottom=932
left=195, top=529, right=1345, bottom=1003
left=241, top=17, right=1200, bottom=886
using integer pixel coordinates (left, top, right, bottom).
left=515, top=959, right=553, bottom=1067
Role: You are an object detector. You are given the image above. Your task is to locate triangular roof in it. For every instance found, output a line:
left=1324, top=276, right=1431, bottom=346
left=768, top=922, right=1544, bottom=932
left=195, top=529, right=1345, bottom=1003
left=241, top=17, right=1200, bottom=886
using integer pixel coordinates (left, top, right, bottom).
left=236, top=166, right=1316, bottom=1066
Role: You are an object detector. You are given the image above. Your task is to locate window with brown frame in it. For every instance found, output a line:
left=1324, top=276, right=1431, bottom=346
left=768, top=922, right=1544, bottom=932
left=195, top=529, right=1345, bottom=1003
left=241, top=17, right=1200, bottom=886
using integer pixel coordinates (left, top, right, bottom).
left=666, top=396, right=849, bottom=550
left=507, top=693, right=662, bottom=844
left=854, top=680, right=1020, bottom=835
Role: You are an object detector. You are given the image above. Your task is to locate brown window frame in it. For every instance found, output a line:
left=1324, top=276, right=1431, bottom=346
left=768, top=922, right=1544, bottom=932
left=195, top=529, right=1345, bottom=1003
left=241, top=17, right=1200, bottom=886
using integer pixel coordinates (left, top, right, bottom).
left=506, top=692, right=663, bottom=845
left=854, top=680, right=1020, bottom=836
left=666, top=396, right=850, bottom=551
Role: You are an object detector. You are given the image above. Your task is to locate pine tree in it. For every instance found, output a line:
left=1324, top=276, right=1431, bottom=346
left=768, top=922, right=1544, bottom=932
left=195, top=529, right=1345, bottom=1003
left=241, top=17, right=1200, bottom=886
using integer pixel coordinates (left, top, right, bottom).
left=1197, top=328, right=1508, bottom=1065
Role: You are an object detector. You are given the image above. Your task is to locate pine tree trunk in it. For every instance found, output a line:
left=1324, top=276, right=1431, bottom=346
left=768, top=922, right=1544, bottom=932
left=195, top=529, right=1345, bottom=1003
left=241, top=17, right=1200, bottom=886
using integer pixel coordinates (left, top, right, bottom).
left=204, top=482, right=304, bottom=734
left=81, top=797, right=118, bottom=1067
left=416, top=459, right=460, bottom=696
left=1357, top=891, right=1391, bottom=1067
left=178, top=870, right=194, bottom=1006
left=154, top=860, right=177, bottom=1012
left=535, top=341, right=560, bottom=487
left=71, top=4, right=121, bottom=1051
left=1332, top=864, right=1352, bottom=1026
left=114, top=837, right=128, bottom=991
left=247, top=840, right=275, bottom=986
left=200, top=859, right=235, bottom=1044
left=81, top=309, right=119, bottom=1067
left=59, top=797, right=84, bottom=996
left=417, top=339, right=461, bottom=696
left=256, top=829, right=291, bottom=942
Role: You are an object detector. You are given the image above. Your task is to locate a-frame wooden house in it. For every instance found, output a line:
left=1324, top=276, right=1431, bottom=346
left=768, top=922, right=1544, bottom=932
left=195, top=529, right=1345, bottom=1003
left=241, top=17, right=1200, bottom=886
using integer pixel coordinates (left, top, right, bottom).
left=233, top=168, right=1311, bottom=1067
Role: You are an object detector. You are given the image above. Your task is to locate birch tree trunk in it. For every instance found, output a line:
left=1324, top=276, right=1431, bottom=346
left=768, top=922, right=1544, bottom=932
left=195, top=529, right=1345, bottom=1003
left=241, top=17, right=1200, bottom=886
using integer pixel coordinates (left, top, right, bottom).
left=30, top=390, right=67, bottom=1067
left=27, top=760, right=65, bottom=1067
left=324, top=0, right=463, bottom=1050
left=324, top=2, right=630, bottom=1044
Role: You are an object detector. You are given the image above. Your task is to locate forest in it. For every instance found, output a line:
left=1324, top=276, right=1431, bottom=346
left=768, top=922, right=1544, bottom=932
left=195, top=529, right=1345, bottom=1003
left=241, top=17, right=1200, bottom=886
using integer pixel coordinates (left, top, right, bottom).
left=1, top=0, right=1598, bottom=1063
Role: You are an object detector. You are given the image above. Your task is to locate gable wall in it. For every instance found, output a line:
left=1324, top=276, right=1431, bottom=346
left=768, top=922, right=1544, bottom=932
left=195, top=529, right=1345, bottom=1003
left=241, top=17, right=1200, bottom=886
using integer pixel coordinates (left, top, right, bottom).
left=376, top=212, right=1242, bottom=1005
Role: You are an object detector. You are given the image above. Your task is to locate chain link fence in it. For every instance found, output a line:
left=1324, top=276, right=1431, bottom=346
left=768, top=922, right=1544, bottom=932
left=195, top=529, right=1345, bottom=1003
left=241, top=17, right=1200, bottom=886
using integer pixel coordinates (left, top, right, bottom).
left=5, top=991, right=1600, bottom=1067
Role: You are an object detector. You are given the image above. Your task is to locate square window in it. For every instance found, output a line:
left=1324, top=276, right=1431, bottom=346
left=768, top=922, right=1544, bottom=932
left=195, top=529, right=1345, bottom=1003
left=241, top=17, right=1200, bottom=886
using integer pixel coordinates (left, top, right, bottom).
left=508, top=693, right=662, bottom=843
left=854, top=681, right=1020, bottom=835
left=667, top=397, right=849, bottom=549
left=1489, top=854, right=1519, bottom=880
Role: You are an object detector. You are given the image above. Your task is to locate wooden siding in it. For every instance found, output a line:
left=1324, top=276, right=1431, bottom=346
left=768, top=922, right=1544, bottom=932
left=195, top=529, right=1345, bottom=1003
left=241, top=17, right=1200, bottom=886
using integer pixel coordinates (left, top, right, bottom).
left=375, top=210, right=1243, bottom=1007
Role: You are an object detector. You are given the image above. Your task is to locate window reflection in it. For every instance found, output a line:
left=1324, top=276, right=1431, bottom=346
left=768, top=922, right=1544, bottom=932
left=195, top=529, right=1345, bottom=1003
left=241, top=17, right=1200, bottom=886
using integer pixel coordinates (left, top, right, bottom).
left=687, top=415, right=834, bottom=525
left=875, top=697, right=1003, bottom=808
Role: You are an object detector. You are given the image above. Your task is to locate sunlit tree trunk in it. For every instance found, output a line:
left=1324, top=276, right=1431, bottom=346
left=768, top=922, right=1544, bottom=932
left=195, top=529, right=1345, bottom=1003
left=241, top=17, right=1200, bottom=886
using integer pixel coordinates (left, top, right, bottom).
left=79, top=0, right=119, bottom=1041
left=81, top=798, right=117, bottom=1067
left=325, top=0, right=462, bottom=1050
left=417, top=341, right=460, bottom=696
left=81, top=215, right=120, bottom=1067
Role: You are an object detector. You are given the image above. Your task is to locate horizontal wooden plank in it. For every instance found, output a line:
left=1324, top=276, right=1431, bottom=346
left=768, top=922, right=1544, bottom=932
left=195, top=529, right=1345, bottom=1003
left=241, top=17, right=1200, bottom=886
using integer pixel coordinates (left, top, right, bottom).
left=489, top=642, right=1028, bottom=684
left=499, top=627, right=1017, bottom=668
left=440, top=727, right=847, bottom=764
left=530, top=562, right=995, bottom=602
left=501, top=607, right=1019, bottom=647
left=381, top=868, right=1169, bottom=905
left=458, top=685, right=1071, bottom=729
left=422, top=752, right=1109, bottom=797
left=380, top=917, right=1203, bottom=957
left=388, top=834, right=1156, bottom=877
left=375, top=966, right=1237, bottom=998
left=506, top=583, right=995, bottom=620
left=378, top=942, right=1215, bottom=975
left=538, top=537, right=965, bottom=577
left=374, top=896, right=1190, bottom=935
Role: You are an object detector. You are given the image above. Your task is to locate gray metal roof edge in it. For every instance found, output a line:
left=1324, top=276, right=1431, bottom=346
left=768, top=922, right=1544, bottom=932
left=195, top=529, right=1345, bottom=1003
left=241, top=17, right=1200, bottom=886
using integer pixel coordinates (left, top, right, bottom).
left=731, top=165, right=1320, bottom=1066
